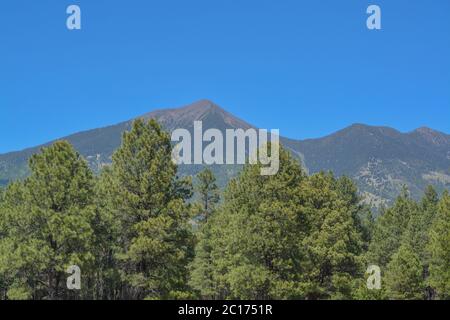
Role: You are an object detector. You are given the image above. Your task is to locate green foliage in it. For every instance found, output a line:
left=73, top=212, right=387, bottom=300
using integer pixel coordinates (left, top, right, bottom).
left=299, top=173, right=366, bottom=300
left=366, top=185, right=447, bottom=300
left=428, top=191, right=450, bottom=299
left=86, top=167, right=123, bottom=299
left=0, top=121, right=448, bottom=301
left=190, top=146, right=308, bottom=299
left=0, top=141, right=95, bottom=300
left=189, top=221, right=217, bottom=299
left=384, top=244, right=425, bottom=300
left=189, top=148, right=368, bottom=300
left=189, top=169, right=221, bottom=299
left=105, top=119, right=194, bottom=299
left=195, top=168, right=220, bottom=221
left=367, top=187, right=417, bottom=267
left=403, top=185, right=439, bottom=264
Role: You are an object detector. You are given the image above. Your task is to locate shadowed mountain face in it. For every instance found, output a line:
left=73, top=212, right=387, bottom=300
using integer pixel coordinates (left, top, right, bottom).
left=292, top=124, right=450, bottom=206
left=1, top=100, right=449, bottom=206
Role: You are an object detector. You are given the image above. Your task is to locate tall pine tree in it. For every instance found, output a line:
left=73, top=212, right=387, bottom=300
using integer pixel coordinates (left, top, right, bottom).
left=428, top=191, right=450, bottom=299
left=0, top=141, right=95, bottom=300
left=367, top=188, right=417, bottom=267
left=191, top=146, right=308, bottom=299
left=189, top=169, right=221, bottom=298
left=106, top=119, right=194, bottom=299
left=195, top=168, right=220, bottom=222
left=384, top=244, right=425, bottom=300
left=300, top=173, right=366, bottom=300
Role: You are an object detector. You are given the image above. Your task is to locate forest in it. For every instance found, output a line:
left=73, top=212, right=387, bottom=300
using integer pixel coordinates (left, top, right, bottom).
left=0, top=119, right=448, bottom=300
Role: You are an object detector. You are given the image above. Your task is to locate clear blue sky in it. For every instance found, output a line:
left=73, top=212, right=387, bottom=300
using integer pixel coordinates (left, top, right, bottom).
left=1, top=0, right=449, bottom=153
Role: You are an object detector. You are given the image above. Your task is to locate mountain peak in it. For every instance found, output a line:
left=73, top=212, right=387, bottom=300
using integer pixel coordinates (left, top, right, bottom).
left=411, top=127, right=449, bottom=146
left=340, top=123, right=401, bottom=137
left=141, top=100, right=253, bottom=131
left=412, top=126, right=449, bottom=138
left=414, top=126, right=436, bottom=134
left=349, top=123, right=369, bottom=128
left=143, top=99, right=222, bottom=118
left=190, top=98, right=218, bottom=108
left=182, top=99, right=223, bottom=114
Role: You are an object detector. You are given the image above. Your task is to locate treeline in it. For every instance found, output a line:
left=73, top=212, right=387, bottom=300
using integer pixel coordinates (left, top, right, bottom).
left=0, top=119, right=448, bottom=300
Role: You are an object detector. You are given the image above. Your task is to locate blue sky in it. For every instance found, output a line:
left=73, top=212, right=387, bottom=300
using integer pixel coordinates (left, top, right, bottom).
left=1, top=0, right=449, bottom=153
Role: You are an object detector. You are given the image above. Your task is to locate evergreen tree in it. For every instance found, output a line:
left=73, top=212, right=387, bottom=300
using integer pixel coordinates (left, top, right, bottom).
left=190, top=148, right=367, bottom=300
left=192, top=146, right=308, bottom=299
left=401, top=185, right=440, bottom=299
left=195, top=168, right=220, bottom=222
left=300, top=173, right=365, bottom=300
left=189, top=221, right=217, bottom=299
left=0, top=182, right=28, bottom=299
left=384, top=244, right=425, bottom=300
left=0, top=141, right=95, bottom=300
left=107, top=119, right=194, bottom=299
left=88, top=167, right=123, bottom=300
left=337, top=176, right=374, bottom=249
left=404, top=185, right=439, bottom=264
left=367, top=187, right=417, bottom=267
left=421, top=185, right=440, bottom=215
left=189, top=169, right=221, bottom=298
left=0, top=126, right=449, bottom=301
left=428, top=191, right=450, bottom=299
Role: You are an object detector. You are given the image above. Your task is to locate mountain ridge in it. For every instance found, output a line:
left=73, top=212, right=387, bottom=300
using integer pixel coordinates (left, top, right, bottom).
left=2, top=100, right=448, bottom=156
left=1, top=100, right=449, bottom=207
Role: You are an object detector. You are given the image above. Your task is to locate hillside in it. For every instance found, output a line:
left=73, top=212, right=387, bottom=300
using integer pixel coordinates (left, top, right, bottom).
left=1, top=100, right=449, bottom=206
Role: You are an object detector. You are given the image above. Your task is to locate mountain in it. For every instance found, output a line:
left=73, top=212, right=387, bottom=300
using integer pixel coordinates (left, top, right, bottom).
left=292, top=124, right=450, bottom=206
left=0, top=100, right=255, bottom=188
left=1, top=100, right=449, bottom=207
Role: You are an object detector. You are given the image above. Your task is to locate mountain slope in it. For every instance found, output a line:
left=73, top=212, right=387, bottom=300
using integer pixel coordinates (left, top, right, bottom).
left=1, top=100, right=449, bottom=206
left=0, top=100, right=254, bottom=187
left=291, top=124, right=450, bottom=205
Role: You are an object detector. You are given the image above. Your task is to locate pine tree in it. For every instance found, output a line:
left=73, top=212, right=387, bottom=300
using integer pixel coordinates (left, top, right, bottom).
left=337, top=176, right=374, bottom=249
left=189, top=220, right=217, bottom=299
left=0, top=182, right=27, bottom=299
left=404, top=185, right=439, bottom=263
left=192, top=145, right=308, bottom=299
left=384, top=244, right=425, bottom=300
left=422, top=185, right=440, bottom=214
left=0, top=187, right=4, bottom=203
left=1, top=125, right=449, bottom=301
left=107, top=119, right=194, bottom=299
left=88, top=167, right=123, bottom=300
left=0, top=141, right=95, bottom=300
left=400, top=185, right=440, bottom=299
left=367, top=187, right=417, bottom=267
left=190, top=146, right=368, bottom=300
left=300, top=173, right=365, bottom=300
left=195, top=168, right=220, bottom=222
left=428, top=191, right=450, bottom=299
left=189, top=169, right=221, bottom=298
